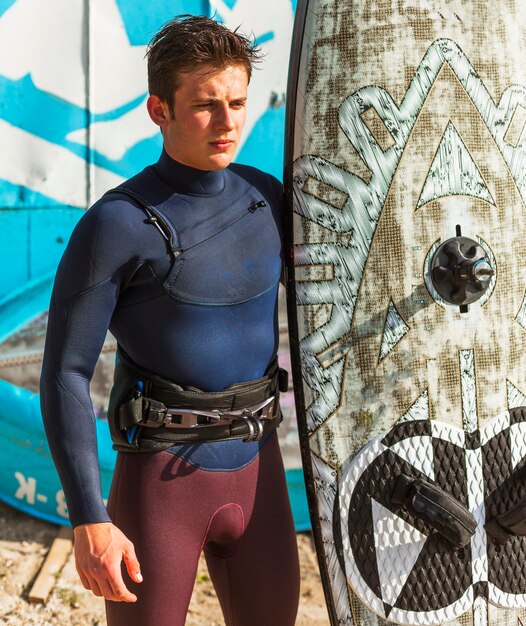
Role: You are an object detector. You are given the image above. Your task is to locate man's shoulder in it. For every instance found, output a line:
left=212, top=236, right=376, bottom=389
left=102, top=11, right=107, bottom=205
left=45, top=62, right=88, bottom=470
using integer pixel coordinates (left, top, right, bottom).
left=227, top=162, right=281, bottom=186
left=100, top=166, right=159, bottom=208
left=227, top=163, right=282, bottom=198
left=86, top=192, right=143, bottom=224
left=79, top=173, right=155, bottom=243
left=87, top=166, right=157, bottom=221
left=56, top=171, right=153, bottom=280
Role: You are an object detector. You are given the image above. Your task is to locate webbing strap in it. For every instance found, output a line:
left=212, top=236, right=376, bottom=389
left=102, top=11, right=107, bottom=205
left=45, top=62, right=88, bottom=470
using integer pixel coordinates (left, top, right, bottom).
left=103, top=187, right=182, bottom=259
left=117, top=347, right=281, bottom=414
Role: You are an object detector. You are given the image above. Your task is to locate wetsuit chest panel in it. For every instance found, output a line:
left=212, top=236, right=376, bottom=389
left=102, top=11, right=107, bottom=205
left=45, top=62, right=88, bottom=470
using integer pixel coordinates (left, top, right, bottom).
left=118, top=167, right=282, bottom=306
left=163, top=198, right=281, bottom=305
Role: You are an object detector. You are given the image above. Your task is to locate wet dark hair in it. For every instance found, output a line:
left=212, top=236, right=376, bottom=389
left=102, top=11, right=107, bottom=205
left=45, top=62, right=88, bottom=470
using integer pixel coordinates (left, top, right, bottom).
left=147, top=15, right=262, bottom=112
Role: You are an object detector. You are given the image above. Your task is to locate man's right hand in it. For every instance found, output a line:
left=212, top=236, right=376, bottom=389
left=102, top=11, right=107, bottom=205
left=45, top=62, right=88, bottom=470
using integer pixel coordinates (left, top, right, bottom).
left=73, top=522, right=143, bottom=602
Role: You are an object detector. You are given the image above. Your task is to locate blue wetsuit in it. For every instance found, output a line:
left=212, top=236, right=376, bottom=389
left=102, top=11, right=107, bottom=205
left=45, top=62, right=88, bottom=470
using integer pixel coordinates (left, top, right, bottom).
left=40, top=150, right=299, bottom=626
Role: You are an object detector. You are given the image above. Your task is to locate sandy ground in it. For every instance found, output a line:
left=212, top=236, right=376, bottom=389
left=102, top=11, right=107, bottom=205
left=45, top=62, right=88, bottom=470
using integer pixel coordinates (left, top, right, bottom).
left=0, top=499, right=329, bottom=625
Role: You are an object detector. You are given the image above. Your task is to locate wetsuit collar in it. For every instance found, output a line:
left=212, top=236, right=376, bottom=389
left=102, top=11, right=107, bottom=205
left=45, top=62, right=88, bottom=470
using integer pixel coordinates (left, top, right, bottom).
left=154, top=149, right=226, bottom=196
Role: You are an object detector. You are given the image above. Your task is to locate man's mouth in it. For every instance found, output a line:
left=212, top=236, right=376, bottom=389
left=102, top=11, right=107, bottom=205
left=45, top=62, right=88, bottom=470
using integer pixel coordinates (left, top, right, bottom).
left=210, top=139, right=234, bottom=151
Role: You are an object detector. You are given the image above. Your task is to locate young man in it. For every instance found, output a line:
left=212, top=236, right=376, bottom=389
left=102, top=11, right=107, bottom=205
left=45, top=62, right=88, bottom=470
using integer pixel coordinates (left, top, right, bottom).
left=40, top=15, right=300, bottom=626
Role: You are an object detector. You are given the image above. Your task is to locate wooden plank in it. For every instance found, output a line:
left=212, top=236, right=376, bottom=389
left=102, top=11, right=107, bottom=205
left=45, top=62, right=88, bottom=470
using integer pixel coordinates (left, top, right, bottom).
left=28, top=526, right=73, bottom=604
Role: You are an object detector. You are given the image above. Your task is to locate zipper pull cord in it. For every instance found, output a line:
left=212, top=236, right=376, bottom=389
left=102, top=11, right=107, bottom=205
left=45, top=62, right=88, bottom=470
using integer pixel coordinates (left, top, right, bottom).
left=247, top=200, right=267, bottom=213
left=144, top=209, right=169, bottom=242
left=144, top=207, right=183, bottom=258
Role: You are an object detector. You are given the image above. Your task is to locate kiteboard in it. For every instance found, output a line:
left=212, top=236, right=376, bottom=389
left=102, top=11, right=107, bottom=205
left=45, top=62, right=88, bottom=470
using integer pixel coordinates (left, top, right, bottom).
left=285, top=2, right=526, bottom=625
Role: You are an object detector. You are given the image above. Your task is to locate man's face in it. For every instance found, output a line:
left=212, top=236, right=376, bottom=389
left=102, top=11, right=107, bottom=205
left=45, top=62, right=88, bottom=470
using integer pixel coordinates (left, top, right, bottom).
left=148, top=64, right=248, bottom=171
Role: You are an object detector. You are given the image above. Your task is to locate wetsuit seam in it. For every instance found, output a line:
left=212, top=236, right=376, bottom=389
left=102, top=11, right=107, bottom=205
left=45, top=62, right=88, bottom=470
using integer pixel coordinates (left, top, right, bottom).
left=163, top=258, right=184, bottom=288
left=53, top=259, right=143, bottom=306
left=165, top=278, right=280, bottom=306
left=200, top=503, right=228, bottom=553
left=114, top=263, right=166, bottom=309
left=165, top=433, right=273, bottom=471
left=51, top=370, right=107, bottom=523
left=201, top=503, right=245, bottom=558
left=53, top=369, right=95, bottom=423
left=144, top=259, right=166, bottom=284
left=152, top=164, right=225, bottom=197
left=114, top=291, right=166, bottom=310
left=177, top=209, right=252, bottom=254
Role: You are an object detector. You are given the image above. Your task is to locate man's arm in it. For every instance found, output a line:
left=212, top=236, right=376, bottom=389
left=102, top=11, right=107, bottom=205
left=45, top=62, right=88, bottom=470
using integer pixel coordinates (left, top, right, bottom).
left=40, top=196, right=145, bottom=601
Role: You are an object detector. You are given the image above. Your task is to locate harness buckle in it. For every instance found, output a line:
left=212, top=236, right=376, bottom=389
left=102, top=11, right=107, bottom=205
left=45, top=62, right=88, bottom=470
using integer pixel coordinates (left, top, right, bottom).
left=144, top=398, right=224, bottom=428
left=143, top=398, right=171, bottom=425
left=164, top=407, right=223, bottom=428
left=238, top=396, right=276, bottom=442
left=142, top=395, right=277, bottom=439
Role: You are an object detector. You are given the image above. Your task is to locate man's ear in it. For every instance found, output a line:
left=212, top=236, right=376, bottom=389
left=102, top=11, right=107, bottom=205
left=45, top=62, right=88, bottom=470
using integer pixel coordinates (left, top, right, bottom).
left=147, top=95, right=171, bottom=127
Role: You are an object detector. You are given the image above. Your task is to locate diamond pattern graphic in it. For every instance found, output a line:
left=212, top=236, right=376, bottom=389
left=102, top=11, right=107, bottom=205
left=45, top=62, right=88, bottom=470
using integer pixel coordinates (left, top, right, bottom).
left=372, top=498, right=428, bottom=608
left=510, top=422, right=526, bottom=469
left=341, top=413, right=526, bottom=625
left=390, top=435, right=435, bottom=481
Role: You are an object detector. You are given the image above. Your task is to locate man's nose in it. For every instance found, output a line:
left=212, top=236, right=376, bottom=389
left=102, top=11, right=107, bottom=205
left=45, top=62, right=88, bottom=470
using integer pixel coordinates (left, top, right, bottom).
left=215, top=105, right=235, bottom=130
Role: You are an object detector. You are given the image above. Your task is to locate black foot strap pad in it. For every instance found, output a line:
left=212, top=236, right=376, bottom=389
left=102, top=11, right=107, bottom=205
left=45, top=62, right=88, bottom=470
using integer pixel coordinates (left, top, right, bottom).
left=392, top=474, right=477, bottom=548
left=485, top=499, right=526, bottom=543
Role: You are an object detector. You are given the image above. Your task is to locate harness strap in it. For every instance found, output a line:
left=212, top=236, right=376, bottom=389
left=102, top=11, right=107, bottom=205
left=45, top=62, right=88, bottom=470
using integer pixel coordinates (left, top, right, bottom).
left=108, top=347, right=287, bottom=452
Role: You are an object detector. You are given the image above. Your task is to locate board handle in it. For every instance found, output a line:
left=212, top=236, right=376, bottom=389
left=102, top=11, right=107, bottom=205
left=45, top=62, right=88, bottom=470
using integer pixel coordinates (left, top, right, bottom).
left=392, top=474, right=477, bottom=548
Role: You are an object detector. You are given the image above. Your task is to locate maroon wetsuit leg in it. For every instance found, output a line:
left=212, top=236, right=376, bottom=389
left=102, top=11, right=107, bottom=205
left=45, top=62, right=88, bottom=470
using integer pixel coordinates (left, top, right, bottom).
left=204, top=434, right=300, bottom=626
left=104, top=433, right=299, bottom=626
left=104, top=451, right=203, bottom=626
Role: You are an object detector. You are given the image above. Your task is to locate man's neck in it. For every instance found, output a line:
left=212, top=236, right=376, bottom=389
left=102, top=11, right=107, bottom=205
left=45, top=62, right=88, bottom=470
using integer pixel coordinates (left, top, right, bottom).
left=153, top=149, right=226, bottom=196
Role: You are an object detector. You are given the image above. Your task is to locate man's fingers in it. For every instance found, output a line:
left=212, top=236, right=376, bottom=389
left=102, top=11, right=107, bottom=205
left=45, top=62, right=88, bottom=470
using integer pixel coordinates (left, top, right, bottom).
left=107, top=568, right=138, bottom=602
left=86, top=576, right=104, bottom=598
left=83, top=567, right=137, bottom=603
left=77, top=570, right=91, bottom=591
left=103, top=573, right=138, bottom=603
left=73, top=522, right=140, bottom=601
left=97, top=577, right=118, bottom=601
left=123, top=544, right=143, bottom=583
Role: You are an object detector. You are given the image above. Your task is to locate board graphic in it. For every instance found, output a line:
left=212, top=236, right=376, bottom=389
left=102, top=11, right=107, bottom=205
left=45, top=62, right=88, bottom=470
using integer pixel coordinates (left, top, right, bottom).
left=285, top=2, right=526, bottom=625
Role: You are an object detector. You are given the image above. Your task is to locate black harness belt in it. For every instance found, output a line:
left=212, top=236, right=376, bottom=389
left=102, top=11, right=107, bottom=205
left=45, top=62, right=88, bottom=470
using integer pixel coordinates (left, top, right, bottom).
left=107, top=348, right=288, bottom=452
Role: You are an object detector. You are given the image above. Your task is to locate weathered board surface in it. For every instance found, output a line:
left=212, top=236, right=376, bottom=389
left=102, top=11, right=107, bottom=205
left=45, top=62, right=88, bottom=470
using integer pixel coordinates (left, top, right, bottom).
left=285, top=2, right=526, bottom=625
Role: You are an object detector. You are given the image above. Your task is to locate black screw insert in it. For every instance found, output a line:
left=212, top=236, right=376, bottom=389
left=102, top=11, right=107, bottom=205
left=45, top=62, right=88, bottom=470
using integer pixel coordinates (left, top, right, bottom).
left=430, top=237, right=495, bottom=306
